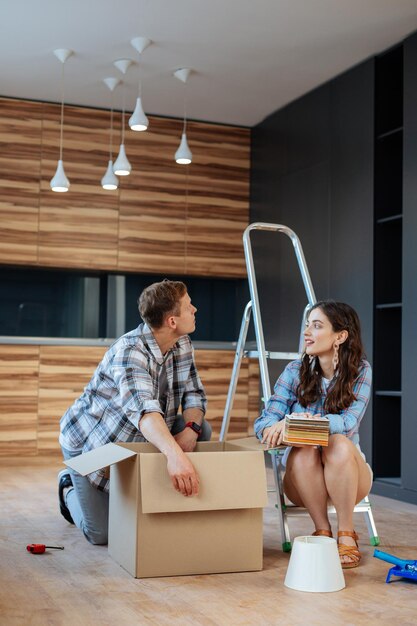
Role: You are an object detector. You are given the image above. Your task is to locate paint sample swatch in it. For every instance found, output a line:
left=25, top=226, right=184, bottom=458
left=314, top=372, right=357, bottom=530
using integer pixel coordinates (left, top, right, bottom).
left=282, top=412, right=329, bottom=447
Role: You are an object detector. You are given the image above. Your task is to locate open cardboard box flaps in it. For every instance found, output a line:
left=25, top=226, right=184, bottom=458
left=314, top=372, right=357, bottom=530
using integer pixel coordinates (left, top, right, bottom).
left=65, top=438, right=268, bottom=578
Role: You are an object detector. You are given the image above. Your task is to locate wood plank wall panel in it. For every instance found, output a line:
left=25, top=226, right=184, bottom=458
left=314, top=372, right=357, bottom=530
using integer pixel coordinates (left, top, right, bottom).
left=118, top=116, right=187, bottom=274
left=0, top=345, right=39, bottom=456
left=0, top=346, right=259, bottom=456
left=194, top=349, right=259, bottom=439
left=38, top=104, right=120, bottom=269
left=0, top=98, right=42, bottom=265
left=37, top=346, right=106, bottom=455
left=0, top=98, right=250, bottom=277
left=184, top=122, right=250, bottom=277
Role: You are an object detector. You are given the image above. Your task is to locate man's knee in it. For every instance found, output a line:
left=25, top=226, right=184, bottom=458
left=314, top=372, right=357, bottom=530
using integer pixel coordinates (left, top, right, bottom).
left=82, top=524, right=108, bottom=545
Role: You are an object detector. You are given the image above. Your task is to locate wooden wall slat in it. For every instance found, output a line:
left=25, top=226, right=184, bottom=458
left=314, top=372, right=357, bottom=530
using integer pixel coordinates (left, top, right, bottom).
left=37, top=346, right=107, bottom=455
left=0, top=346, right=259, bottom=457
left=194, top=349, right=258, bottom=439
left=118, top=117, right=187, bottom=274
left=0, top=346, right=39, bottom=456
left=0, top=98, right=249, bottom=277
left=185, top=122, right=250, bottom=277
left=38, top=104, right=120, bottom=269
left=0, top=99, right=42, bottom=265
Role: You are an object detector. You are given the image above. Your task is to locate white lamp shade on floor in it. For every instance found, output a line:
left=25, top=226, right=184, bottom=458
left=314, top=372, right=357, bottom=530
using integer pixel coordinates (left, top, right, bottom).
left=175, top=132, right=192, bottom=164
left=284, top=536, right=345, bottom=593
left=50, top=159, right=70, bottom=192
left=113, top=144, right=131, bottom=175
left=129, top=97, right=148, bottom=131
left=101, top=160, right=119, bottom=190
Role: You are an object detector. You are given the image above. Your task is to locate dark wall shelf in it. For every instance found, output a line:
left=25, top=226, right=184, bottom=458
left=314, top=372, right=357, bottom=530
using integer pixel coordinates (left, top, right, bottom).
left=373, top=45, right=403, bottom=484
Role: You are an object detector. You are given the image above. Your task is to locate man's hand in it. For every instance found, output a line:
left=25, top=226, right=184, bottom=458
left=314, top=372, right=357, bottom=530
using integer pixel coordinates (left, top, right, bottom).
left=174, top=427, right=199, bottom=452
left=166, top=449, right=200, bottom=496
left=139, top=411, right=200, bottom=497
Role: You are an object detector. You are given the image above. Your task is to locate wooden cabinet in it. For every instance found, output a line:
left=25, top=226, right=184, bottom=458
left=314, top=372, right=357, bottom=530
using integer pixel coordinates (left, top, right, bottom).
left=118, top=116, right=187, bottom=275
left=0, top=97, right=249, bottom=277
left=38, top=104, right=120, bottom=269
left=0, top=345, right=259, bottom=457
left=0, top=345, right=39, bottom=456
left=38, top=346, right=107, bottom=455
left=0, top=99, right=42, bottom=266
left=185, top=122, right=250, bottom=277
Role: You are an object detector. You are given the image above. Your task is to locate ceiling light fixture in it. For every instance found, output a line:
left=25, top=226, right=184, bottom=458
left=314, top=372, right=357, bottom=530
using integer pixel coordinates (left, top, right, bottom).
left=113, top=59, right=133, bottom=176
left=174, top=68, right=192, bottom=165
left=101, top=77, right=120, bottom=190
left=129, top=37, right=152, bottom=131
left=50, top=48, right=73, bottom=192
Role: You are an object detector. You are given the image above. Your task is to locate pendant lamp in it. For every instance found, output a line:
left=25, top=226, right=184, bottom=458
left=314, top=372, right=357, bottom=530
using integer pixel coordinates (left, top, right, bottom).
left=129, top=37, right=152, bottom=131
left=113, top=59, right=133, bottom=176
left=101, top=77, right=120, bottom=190
left=50, top=48, right=73, bottom=192
left=174, top=68, right=192, bottom=165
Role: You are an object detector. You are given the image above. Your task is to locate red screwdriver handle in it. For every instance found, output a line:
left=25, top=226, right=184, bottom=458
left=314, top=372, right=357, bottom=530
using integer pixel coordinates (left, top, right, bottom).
left=27, top=544, right=64, bottom=553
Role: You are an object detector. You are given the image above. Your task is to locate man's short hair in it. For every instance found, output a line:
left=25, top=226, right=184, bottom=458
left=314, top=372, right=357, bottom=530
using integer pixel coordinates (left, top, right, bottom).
left=138, top=279, right=187, bottom=329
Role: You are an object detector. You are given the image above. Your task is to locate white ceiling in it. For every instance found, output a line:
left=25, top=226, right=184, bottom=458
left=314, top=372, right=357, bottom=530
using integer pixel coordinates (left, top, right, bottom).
left=2, top=0, right=417, bottom=127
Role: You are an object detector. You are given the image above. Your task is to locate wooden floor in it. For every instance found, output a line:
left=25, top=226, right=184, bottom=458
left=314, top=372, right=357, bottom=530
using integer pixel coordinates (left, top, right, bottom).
left=1, top=458, right=417, bottom=626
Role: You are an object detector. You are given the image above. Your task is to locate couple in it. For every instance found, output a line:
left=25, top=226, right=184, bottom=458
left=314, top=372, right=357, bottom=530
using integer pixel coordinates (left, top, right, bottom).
left=59, top=279, right=372, bottom=569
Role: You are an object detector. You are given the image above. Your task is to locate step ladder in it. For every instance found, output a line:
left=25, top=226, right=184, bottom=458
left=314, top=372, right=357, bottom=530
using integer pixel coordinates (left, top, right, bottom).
left=220, top=222, right=380, bottom=551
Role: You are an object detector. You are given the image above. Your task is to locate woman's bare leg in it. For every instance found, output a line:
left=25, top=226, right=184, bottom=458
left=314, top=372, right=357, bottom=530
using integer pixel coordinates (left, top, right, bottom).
left=321, top=434, right=372, bottom=564
left=283, top=446, right=331, bottom=532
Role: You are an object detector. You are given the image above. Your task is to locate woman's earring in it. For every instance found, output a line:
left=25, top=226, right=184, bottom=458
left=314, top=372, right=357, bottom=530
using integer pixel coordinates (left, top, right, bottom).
left=332, top=342, right=339, bottom=371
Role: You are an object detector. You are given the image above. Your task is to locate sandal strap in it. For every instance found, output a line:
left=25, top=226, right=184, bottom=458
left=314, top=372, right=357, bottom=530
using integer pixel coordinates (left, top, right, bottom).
left=312, top=529, right=333, bottom=538
left=338, top=544, right=361, bottom=561
left=338, top=530, right=359, bottom=541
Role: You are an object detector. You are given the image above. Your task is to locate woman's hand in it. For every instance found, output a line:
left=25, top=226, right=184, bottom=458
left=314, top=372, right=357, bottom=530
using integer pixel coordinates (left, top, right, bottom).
left=261, top=420, right=285, bottom=448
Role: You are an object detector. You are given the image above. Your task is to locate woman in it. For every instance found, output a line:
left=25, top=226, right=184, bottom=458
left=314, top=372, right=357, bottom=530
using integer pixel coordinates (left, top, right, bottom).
left=254, top=300, right=372, bottom=568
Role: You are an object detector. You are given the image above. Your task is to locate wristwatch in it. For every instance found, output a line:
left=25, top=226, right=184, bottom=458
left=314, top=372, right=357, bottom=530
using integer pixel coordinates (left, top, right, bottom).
left=185, top=421, right=203, bottom=436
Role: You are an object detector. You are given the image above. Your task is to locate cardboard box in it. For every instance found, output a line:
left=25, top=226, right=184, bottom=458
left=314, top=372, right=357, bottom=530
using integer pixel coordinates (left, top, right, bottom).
left=65, top=439, right=268, bottom=578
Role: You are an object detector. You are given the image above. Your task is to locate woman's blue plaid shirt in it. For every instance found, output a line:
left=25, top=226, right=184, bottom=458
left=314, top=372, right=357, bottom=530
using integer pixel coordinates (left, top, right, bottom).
left=254, top=359, right=372, bottom=445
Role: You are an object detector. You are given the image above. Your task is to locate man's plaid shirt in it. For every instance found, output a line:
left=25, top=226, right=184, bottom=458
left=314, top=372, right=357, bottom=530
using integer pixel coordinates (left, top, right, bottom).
left=59, top=323, right=207, bottom=491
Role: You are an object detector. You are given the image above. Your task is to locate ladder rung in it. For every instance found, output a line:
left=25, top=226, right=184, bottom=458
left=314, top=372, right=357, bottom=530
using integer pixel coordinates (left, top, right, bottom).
left=244, top=350, right=300, bottom=360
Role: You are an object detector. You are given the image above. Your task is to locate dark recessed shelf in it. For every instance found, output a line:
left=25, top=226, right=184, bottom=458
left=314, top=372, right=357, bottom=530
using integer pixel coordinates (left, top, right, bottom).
left=375, top=390, right=402, bottom=397
left=377, top=126, right=404, bottom=139
left=376, top=214, right=403, bottom=224
left=377, top=126, right=403, bottom=140
left=375, top=302, right=402, bottom=309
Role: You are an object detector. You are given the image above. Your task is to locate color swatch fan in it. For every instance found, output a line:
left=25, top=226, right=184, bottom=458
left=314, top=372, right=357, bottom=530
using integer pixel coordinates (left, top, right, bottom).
left=282, top=413, right=329, bottom=447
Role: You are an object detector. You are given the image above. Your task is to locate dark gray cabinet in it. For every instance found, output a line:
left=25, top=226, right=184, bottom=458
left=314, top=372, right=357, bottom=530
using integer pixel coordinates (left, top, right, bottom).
left=251, top=32, right=417, bottom=504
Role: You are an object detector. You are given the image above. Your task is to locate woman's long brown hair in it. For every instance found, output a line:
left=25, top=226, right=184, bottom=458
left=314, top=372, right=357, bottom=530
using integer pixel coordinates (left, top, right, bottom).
left=297, top=301, right=365, bottom=413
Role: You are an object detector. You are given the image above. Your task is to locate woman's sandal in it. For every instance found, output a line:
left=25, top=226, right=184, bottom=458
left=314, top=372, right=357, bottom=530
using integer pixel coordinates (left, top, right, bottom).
left=338, top=530, right=361, bottom=569
left=312, top=529, right=333, bottom=537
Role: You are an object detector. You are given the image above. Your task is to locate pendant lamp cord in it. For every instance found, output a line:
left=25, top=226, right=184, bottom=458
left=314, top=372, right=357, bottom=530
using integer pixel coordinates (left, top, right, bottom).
left=137, top=53, right=142, bottom=98
left=121, top=82, right=126, bottom=144
left=183, top=81, right=187, bottom=134
left=109, top=90, right=114, bottom=161
left=59, top=61, right=65, bottom=161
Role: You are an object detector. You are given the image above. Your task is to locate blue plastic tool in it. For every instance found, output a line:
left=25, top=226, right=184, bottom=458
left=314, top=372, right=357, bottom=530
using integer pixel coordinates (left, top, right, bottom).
left=374, top=549, right=417, bottom=583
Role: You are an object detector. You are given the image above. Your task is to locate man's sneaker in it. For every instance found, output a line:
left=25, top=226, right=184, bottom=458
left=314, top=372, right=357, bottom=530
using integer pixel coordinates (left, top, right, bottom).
left=58, top=469, right=75, bottom=525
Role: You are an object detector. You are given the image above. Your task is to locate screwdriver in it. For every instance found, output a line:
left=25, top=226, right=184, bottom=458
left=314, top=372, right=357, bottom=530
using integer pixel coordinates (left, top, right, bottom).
left=27, top=543, right=64, bottom=554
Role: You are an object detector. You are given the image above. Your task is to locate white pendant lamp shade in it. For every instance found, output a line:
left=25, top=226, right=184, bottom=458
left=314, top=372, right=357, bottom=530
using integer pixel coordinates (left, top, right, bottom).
left=50, top=48, right=73, bottom=193
left=113, top=144, right=131, bottom=175
left=50, top=159, right=70, bottom=192
left=101, top=160, right=119, bottom=190
left=129, top=97, right=148, bottom=131
left=175, top=132, right=192, bottom=165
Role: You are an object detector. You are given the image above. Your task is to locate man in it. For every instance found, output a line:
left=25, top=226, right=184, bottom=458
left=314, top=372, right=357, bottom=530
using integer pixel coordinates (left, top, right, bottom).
left=58, top=279, right=210, bottom=545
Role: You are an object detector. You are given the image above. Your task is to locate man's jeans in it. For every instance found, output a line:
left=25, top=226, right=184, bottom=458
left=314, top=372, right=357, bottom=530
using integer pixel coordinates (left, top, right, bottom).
left=61, top=416, right=212, bottom=545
